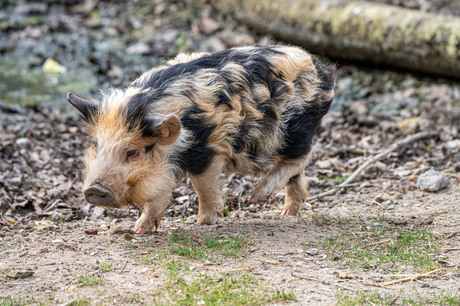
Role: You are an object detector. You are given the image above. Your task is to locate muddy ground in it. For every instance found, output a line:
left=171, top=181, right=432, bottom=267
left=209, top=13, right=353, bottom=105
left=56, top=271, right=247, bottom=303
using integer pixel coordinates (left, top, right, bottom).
left=0, top=0, right=459, bottom=305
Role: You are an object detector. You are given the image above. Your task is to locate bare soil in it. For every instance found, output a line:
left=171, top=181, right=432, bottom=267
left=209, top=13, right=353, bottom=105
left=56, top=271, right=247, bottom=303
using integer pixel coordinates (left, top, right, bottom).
left=1, top=189, right=459, bottom=304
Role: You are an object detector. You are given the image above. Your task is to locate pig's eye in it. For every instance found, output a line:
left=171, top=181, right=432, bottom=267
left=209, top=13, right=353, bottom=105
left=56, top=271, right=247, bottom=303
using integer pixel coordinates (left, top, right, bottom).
left=125, top=149, right=139, bottom=162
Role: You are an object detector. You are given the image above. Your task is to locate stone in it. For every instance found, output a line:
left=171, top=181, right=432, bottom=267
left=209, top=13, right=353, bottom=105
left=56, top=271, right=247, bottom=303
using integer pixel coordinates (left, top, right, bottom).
left=416, top=168, right=449, bottom=192
left=122, top=233, right=134, bottom=241
left=7, top=271, right=34, bottom=279
left=91, top=206, right=105, bottom=220
left=85, top=228, right=98, bottom=235
left=0, top=263, right=11, bottom=272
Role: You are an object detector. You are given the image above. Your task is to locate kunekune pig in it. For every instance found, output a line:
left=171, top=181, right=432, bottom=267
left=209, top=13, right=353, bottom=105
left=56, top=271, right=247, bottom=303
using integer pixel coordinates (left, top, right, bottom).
left=67, top=45, right=335, bottom=234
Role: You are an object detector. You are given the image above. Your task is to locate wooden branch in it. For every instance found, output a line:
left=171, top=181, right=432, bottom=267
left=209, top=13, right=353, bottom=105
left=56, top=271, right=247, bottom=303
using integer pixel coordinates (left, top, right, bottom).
left=382, top=268, right=442, bottom=286
left=441, top=247, right=460, bottom=252
left=243, top=258, right=280, bottom=265
left=368, top=239, right=391, bottom=247
left=305, top=131, right=437, bottom=203
left=214, top=0, right=460, bottom=79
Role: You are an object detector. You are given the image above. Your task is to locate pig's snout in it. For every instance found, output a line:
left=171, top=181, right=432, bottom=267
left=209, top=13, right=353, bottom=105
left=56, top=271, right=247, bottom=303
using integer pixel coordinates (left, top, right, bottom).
left=84, top=184, right=114, bottom=206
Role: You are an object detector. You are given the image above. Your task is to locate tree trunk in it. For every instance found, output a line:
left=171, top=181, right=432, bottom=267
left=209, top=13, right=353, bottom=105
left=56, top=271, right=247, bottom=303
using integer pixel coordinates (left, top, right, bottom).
left=214, top=0, right=460, bottom=79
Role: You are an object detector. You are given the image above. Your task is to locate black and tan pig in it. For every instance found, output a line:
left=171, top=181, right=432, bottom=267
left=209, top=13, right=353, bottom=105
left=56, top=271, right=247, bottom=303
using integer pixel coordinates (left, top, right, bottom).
left=67, top=45, right=335, bottom=234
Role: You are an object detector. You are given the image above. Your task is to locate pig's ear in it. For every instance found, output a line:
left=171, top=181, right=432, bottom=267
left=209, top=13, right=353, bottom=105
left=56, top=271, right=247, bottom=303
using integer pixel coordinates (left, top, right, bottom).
left=67, top=92, right=98, bottom=121
left=145, top=114, right=181, bottom=145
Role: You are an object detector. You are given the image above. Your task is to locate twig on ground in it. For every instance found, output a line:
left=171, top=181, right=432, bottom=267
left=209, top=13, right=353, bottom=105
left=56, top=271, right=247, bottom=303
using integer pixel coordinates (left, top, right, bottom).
left=142, top=259, right=174, bottom=274
left=368, top=239, right=391, bottom=247
left=291, top=272, right=324, bottom=282
left=120, top=258, right=128, bottom=272
left=441, top=247, right=460, bottom=252
left=198, top=266, right=252, bottom=273
left=306, top=131, right=437, bottom=203
left=382, top=268, right=442, bottom=286
left=244, top=258, right=280, bottom=265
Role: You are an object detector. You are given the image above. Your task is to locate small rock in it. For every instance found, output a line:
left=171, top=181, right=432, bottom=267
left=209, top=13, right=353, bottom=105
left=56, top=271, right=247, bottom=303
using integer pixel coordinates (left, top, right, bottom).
left=91, top=206, right=105, bottom=220
left=378, top=262, right=393, bottom=271
left=162, top=29, right=178, bottom=43
left=199, top=16, right=221, bottom=35
left=305, top=249, right=318, bottom=256
left=230, top=212, right=240, bottom=219
left=416, top=168, right=449, bottom=192
left=15, top=138, right=29, bottom=147
left=7, top=271, right=34, bottom=279
left=0, top=263, right=11, bottom=272
left=85, top=228, right=98, bottom=235
left=185, top=215, right=197, bottom=223
left=373, top=193, right=391, bottom=203
left=122, top=233, right=134, bottom=241
left=447, top=139, right=460, bottom=150
left=400, top=117, right=422, bottom=134
left=110, top=224, right=125, bottom=234
left=38, top=247, right=49, bottom=254
left=333, top=271, right=352, bottom=279
left=127, top=42, right=150, bottom=55
left=52, top=239, right=63, bottom=243
left=107, top=65, right=124, bottom=85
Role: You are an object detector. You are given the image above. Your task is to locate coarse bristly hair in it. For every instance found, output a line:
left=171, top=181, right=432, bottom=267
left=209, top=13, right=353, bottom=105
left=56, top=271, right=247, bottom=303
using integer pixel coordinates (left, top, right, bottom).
left=69, top=45, right=335, bottom=232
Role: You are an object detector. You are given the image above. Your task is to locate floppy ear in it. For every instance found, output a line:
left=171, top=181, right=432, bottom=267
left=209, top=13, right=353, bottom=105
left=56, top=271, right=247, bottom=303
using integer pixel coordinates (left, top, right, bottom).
left=145, top=114, right=181, bottom=145
left=67, top=92, right=98, bottom=121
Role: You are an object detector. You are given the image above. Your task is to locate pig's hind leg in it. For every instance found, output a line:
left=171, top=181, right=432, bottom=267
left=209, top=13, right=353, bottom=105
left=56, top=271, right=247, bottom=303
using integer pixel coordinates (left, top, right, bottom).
left=251, top=158, right=307, bottom=215
left=190, top=157, right=225, bottom=225
left=281, top=172, right=308, bottom=216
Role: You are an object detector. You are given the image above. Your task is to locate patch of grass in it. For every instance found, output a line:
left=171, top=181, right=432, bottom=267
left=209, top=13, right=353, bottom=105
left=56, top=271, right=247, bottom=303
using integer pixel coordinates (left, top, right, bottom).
left=138, top=249, right=170, bottom=265
left=0, top=242, right=6, bottom=248
left=202, top=234, right=247, bottom=258
left=222, top=195, right=229, bottom=217
left=99, top=262, right=116, bottom=272
left=126, top=293, right=142, bottom=304
left=124, top=242, right=138, bottom=249
left=326, top=176, right=349, bottom=184
left=324, top=224, right=440, bottom=271
left=335, top=216, right=346, bottom=224
left=169, top=231, right=248, bottom=260
left=170, top=234, right=207, bottom=259
left=67, top=297, right=92, bottom=306
left=312, top=214, right=331, bottom=224
left=77, top=273, right=104, bottom=287
left=0, top=297, right=34, bottom=306
left=337, top=291, right=398, bottom=305
left=156, top=272, right=296, bottom=305
left=164, top=259, right=191, bottom=279
left=375, top=213, right=393, bottom=222
left=337, top=291, right=460, bottom=305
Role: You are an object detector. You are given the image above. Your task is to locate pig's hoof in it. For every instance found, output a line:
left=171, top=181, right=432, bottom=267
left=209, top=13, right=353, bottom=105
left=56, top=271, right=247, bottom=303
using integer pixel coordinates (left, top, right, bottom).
left=197, top=211, right=219, bottom=225
left=281, top=208, right=298, bottom=216
left=134, top=214, right=161, bottom=234
left=134, top=227, right=151, bottom=234
left=250, top=194, right=268, bottom=203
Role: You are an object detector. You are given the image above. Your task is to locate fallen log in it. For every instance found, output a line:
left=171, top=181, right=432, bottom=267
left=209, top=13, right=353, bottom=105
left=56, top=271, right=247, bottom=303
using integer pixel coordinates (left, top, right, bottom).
left=214, top=0, right=460, bottom=78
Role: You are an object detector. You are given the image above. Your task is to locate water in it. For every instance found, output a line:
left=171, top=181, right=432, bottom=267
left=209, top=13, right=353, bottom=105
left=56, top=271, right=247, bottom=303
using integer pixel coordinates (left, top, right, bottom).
left=0, top=56, right=96, bottom=109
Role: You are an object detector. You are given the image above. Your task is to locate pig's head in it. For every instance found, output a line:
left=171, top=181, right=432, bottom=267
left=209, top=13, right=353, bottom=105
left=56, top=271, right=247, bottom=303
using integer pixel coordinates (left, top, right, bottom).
left=67, top=90, right=182, bottom=212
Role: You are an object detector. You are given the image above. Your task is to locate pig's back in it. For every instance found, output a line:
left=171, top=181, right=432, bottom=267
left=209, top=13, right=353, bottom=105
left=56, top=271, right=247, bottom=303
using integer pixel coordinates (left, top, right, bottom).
left=128, top=46, right=335, bottom=175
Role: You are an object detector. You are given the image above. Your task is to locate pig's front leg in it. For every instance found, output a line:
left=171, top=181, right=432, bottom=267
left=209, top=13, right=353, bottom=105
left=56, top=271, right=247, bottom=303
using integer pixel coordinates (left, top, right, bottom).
left=190, top=158, right=225, bottom=225
left=134, top=195, right=170, bottom=234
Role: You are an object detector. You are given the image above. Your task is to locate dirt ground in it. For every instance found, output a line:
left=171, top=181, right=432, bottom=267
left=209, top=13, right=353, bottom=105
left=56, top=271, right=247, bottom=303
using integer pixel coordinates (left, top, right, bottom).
left=1, top=0, right=459, bottom=305
left=1, top=189, right=459, bottom=304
